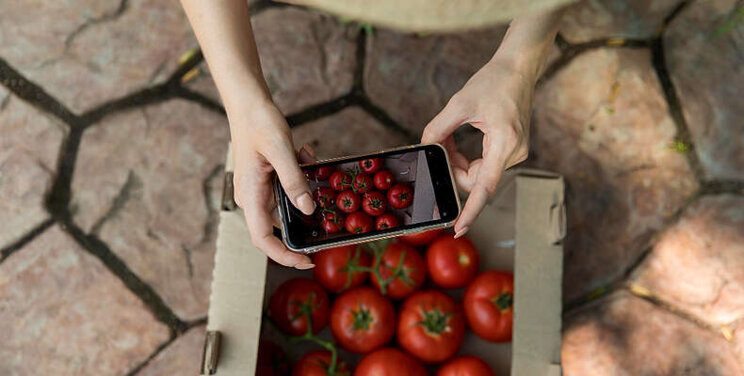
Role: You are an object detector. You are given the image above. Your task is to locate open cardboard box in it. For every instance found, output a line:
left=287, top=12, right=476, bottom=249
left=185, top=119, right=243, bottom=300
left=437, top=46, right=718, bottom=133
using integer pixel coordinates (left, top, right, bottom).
left=204, top=148, right=565, bottom=375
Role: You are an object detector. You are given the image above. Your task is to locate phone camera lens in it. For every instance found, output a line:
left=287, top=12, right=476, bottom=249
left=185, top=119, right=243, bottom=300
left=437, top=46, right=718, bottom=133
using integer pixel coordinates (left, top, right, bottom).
left=442, top=211, right=448, bottom=217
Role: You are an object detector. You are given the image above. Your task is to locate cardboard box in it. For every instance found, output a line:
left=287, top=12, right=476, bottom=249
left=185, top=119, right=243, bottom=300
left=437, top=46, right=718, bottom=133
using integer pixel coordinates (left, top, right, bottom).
left=204, top=149, right=565, bottom=375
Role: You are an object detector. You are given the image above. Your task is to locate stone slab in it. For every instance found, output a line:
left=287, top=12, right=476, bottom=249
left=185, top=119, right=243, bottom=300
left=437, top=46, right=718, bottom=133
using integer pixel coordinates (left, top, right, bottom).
left=138, top=325, right=206, bottom=376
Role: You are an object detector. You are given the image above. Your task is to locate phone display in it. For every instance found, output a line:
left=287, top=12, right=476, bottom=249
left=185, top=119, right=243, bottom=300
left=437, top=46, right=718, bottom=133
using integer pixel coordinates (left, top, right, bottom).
left=276, top=144, right=460, bottom=252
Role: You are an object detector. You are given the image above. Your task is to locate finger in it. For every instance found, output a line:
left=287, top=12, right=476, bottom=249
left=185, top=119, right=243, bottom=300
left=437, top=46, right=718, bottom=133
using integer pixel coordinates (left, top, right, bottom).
left=454, top=154, right=507, bottom=237
left=421, top=98, right=468, bottom=144
left=298, top=143, right=317, bottom=164
left=454, top=158, right=482, bottom=193
left=268, top=143, right=316, bottom=215
left=240, top=173, right=313, bottom=268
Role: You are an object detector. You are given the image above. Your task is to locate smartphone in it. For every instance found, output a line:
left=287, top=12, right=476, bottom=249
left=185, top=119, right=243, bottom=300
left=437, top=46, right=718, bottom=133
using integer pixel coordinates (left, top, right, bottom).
left=275, top=144, right=461, bottom=253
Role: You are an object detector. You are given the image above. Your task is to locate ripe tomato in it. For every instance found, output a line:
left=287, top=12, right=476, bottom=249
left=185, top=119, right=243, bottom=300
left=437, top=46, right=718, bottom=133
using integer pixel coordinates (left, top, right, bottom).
left=313, top=245, right=370, bottom=293
left=463, top=270, right=514, bottom=342
left=336, top=190, right=360, bottom=213
left=370, top=242, right=426, bottom=299
left=345, top=212, right=373, bottom=234
left=373, top=170, right=394, bottom=191
left=314, top=166, right=335, bottom=181
left=426, top=234, right=479, bottom=289
left=399, top=228, right=443, bottom=247
left=387, top=183, right=413, bottom=209
left=354, top=348, right=427, bottom=376
left=314, top=187, right=337, bottom=209
left=375, top=213, right=399, bottom=230
left=437, top=356, right=495, bottom=376
left=321, top=211, right=345, bottom=234
left=268, top=278, right=329, bottom=336
left=330, top=171, right=352, bottom=191
left=256, top=341, right=290, bottom=376
left=359, top=158, right=382, bottom=174
left=362, top=191, right=387, bottom=216
left=397, top=290, right=465, bottom=363
left=330, top=287, right=395, bottom=354
left=353, top=173, right=373, bottom=194
left=292, top=350, right=349, bottom=376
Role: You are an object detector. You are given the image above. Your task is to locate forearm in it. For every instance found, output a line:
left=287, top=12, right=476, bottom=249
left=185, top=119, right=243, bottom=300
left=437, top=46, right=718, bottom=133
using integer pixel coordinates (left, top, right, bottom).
left=491, top=8, right=564, bottom=81
left=179, top=0, right=272, bottom=131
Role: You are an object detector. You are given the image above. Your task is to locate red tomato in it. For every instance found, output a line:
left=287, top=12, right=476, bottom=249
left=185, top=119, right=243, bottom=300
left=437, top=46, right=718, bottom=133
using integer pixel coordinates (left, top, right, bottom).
left=314, top=166, right=335, bottom=180
left=437, top=356, right=495, bottom=376
left=387, top=183, right=413, bottom=209
left=321, top=211, right=345, bottom=234
left=336, top=190, right=361, bottom=213
left=314, top=187, right=337, bottom=209
left=353, top=173, right=373, bottom=194
left=362, top=191, right=387, bottom=216
left=292, top=350, right=349, bottom=376
left=463, top=270, right=514, bottom=342
left=397, top=290, right=465, bottom=363
left=313, top=245, right=371, bottom=293
left=330, top=287, right=395, bottom=354
left=345, top=212, right=374, bottom=234
left=375, top=213, right=399, bottom=230
left=330, top=171, right=352, bottom=191
left=257, top=341, right=290, bottom=376
left=426, top=234, right=480, bottom=289
left=359, top=158, right=382, bottom=174
left=399, top=229, right=443, bottom=247
left=268, top=278, right=329, bottom=336
left=354, top=348, right=427, bottom=376
left=373, top=170, right=394, bottom=191
left=370, top=242, right=426, bottom=299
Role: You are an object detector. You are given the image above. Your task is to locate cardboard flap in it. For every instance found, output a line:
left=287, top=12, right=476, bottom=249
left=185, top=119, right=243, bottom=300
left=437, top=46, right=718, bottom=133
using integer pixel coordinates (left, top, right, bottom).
left=512, top=173, right=565, bottom=376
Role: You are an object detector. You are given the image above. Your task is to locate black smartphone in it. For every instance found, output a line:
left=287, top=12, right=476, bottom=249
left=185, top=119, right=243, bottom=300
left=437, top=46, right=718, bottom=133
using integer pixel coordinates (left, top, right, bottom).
left=275, top=144, right=460, bottom=253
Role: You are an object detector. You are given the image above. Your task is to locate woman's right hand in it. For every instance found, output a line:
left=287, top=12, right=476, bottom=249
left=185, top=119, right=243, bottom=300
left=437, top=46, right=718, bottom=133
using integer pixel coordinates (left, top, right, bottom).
left=230, top=101, right=316, bottom=269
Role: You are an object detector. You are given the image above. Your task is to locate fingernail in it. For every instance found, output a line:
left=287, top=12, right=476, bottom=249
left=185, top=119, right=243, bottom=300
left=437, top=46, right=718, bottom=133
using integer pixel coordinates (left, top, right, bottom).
left=297, top=192, right=316, bottom=215
left=295, top=263, right=315, bottom=270
left=302, top=143, right=316, bottom=157
left=454, top=226, right=469, bottom=239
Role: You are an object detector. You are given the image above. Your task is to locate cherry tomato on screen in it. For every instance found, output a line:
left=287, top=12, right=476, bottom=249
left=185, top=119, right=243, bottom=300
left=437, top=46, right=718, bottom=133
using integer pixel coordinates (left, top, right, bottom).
left=362, top=191, right=387, bottom=216
left=314, top=166, right=335, bottom=181
left=373, top=170, right=394, bottom=191
left=387, top=183, right=413, bottom=209
left=321, top=211, right=345, bottom=234
left=345, top=212, right=374, bottom=234
left=375, top=213, right=400, bottom=230
left=336, top=190, right=361, bottom=213
left=314, top=187, right=337, bottom=209
left=330, top=171, right=352, bottom=191
left=359, top=158, right=383, bottom=174
left=353, top=173, right=374, bottom=194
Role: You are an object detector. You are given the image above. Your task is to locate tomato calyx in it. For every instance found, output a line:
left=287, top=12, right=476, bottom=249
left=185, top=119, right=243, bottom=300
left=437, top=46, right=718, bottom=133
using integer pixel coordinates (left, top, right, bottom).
left=416, top=306, right=453, bottom=336
left=493, top=292, right=514, bottom=312
left=351, top=306, right=374, bottom=331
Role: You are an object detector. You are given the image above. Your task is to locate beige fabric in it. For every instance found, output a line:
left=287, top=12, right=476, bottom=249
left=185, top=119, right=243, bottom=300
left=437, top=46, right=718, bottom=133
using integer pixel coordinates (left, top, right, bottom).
left=277, top=0, right=577, bottom=32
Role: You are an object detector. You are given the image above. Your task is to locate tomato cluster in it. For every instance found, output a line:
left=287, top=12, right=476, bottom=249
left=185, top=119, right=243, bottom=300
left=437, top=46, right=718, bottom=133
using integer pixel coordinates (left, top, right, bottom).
left=307, top=158, right=414, bottom=236
left=264, top=230, right=515, bottom=375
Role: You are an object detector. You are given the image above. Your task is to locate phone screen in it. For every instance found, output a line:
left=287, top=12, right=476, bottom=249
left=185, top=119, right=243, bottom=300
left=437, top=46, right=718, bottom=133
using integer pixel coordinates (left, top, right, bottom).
left=277, top=144, right=459, bottom=250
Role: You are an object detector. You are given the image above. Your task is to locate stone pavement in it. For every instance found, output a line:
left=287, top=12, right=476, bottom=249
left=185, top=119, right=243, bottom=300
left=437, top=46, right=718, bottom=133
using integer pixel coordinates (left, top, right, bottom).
left=0, top=0, right=743, bottom=374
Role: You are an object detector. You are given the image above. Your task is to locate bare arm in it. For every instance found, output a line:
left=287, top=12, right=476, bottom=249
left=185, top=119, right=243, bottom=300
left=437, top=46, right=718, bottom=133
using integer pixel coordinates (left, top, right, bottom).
left=180, top=0, right=315, bottom=268
left=422, top=8, right=563, bottom=237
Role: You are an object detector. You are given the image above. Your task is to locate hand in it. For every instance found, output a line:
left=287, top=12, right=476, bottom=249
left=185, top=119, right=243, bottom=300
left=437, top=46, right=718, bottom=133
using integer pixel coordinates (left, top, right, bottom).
left=231, top=102, right=317, bottom=269
left=422, top=58, right=535, bottom=238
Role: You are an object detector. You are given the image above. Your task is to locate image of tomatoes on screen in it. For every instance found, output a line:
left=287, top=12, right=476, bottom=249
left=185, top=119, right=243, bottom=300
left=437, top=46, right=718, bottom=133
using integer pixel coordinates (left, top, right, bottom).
left=299, top=150, right=441, bottom=243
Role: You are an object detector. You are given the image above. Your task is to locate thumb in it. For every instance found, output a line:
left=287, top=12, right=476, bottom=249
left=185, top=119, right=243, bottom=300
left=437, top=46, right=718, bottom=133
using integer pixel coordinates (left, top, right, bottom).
left=268, top=143, right=316, bottom=215
left=421, top=98, right=468, bottom=144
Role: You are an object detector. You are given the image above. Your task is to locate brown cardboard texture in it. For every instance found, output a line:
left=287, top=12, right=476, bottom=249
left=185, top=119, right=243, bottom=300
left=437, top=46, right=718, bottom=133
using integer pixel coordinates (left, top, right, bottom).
left=205, top=153, right=564, bottom=375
